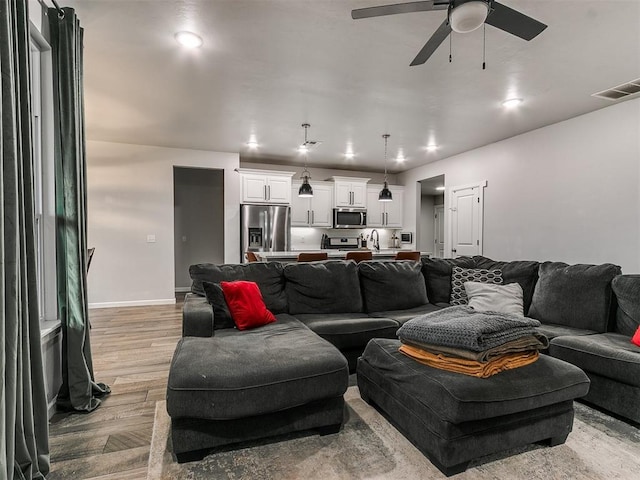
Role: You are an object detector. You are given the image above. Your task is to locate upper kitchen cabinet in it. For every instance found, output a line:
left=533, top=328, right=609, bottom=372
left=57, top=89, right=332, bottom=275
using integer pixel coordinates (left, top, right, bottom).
left=238, top=169, right=295, bottom=204
left=366, top=185, right=404, bottom=228
left=291, top=181, right=334, bottom=227
left=330, top=176, right=369, bottom=208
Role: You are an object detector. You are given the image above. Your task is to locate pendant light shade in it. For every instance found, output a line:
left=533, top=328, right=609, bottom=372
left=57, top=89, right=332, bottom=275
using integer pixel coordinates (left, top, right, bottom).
left=449, top=0, right=489, bottom=34
left=379, top=134, right=392, bottom=202
left=298, top=167, right=313, bottom=197
left=378, top=181, right=393, bottom=202
left=298, top=123, right=314, bottom=198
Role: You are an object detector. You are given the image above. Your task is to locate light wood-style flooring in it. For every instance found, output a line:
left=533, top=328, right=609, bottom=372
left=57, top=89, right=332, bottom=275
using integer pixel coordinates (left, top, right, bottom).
left=47, top=301, right=183, bottom=479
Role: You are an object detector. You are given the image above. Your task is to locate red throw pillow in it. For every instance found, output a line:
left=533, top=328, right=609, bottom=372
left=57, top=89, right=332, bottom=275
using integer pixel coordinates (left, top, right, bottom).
left=220, top=281, right=276, bottom=330
left=632, top=326, right=640, bottom=347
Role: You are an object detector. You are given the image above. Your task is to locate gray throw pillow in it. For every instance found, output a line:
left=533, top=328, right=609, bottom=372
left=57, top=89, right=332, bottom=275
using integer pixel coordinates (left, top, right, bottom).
left=465, top=281, right=524, bottom=316
left=202, top=282, right=235, bottom=329
left=358, top=260, right=428, bottom=313
left=528, top=262, right=621, bottom=332
left=450, top=266, right=503, bottom=305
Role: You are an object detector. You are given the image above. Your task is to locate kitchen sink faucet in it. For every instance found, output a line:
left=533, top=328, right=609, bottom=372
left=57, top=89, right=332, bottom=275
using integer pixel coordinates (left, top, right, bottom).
left=370, top=229, right=380, bottom=251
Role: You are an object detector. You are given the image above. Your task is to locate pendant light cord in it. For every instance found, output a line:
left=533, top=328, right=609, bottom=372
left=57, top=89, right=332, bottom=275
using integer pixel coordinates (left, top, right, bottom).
left=383, top=134, right=390, bottom=182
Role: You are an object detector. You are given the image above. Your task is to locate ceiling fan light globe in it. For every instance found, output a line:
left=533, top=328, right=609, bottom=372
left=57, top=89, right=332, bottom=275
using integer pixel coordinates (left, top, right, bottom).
left=449, top=1, right=489, bottom=34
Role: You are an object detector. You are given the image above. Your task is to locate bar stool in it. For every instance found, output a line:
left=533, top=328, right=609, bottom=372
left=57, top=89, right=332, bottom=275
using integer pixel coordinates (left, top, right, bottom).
left=297, top=252, right=328, bottom=262
left=345, top=251, right=373, bottom=263
left=395, top=251, right=421, bottom=261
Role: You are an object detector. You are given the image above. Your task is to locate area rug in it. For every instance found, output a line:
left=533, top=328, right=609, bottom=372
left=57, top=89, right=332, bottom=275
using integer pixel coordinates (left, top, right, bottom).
left=148, top=387, right=640, bottom=479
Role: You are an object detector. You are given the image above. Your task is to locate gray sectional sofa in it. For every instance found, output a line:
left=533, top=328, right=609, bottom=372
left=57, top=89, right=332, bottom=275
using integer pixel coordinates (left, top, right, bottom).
left=167, top=256, right=640, bottom=463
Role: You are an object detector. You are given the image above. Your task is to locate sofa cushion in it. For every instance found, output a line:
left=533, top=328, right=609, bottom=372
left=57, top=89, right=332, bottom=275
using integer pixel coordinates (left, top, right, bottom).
left=284, top=260, right=363, bottom=314
left=221, top=281, right=276, bottom=330
left=368, top=303, right=444, bottom=325
left=472, top=257, right=540, bottom=315
left=528, top=262, right=621, bottom=333
left=549, top=333, right=640, bottom=388
left=202, top=282, right=235, bottom=329
left=167, top=314, right=348, bottom=420
left=464, top=281, right=524, bottom=316
left=535, top=323, right=598, bottom=341
left=450, top=267, right=503, bottom=306
left=358, top=260, right=428, bottom=313
left=421, top=257, right=477, bottom=304
left=294, top=313, right=399, bottom=350
left=612, top=274, right=640, bottom=336
left=190, top=262, right=287, bottom=313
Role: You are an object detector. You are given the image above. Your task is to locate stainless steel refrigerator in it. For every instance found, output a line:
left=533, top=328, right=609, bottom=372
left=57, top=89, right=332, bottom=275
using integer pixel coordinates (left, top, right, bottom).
left=241, top=204, right=291, bottom=262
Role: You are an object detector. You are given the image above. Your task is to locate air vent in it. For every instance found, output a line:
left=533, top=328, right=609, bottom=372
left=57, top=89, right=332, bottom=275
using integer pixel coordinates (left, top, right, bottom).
left=592, top=78, right=640, bottom=101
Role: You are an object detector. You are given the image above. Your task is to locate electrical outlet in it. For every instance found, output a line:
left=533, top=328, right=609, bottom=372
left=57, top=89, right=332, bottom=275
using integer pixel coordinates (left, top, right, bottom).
left=147, top=234, right=156, bottom=243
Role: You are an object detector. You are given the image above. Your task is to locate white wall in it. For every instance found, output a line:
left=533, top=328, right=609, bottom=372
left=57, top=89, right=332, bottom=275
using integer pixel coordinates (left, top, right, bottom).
left=399, top=98, right=640, bottom=273
left=86, top=141, right=239, bottom=307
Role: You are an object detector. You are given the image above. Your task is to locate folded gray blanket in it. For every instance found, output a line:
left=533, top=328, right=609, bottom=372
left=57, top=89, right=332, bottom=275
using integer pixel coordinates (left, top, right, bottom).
left=397, top=306, right=542, bottom=352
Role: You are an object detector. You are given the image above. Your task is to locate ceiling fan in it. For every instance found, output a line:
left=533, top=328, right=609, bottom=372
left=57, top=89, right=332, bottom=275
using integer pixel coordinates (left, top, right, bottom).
left=351, top=0, right=547, bottom=66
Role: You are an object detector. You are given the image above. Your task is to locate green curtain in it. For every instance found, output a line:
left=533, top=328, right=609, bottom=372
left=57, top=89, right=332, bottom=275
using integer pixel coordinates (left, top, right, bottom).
left=49, top=7, right=109, bottom=413
left=0, top=1, right=51, bottom=479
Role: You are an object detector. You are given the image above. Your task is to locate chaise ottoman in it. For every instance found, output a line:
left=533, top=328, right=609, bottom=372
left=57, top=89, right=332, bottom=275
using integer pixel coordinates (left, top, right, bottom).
left=167, top=314, right=349, bottom=462
left=357, top=338, right=591, bottom=476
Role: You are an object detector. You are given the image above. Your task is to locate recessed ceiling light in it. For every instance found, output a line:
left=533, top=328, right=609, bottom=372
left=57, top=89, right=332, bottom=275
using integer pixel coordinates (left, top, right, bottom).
left=298, top=145, right=308, bottom=154
left=344, top=152, right=355, bottom=159
left=175, top=31, right=203, bottom=49
left=247, top=141, right=258, bottom=149
left=502, top=98, right=523, bottom=109
left=396, top=152, right=405, bottom=162
left=426, top=144, right=438, bottom=152
left=436, top=186, right=445, bottom=191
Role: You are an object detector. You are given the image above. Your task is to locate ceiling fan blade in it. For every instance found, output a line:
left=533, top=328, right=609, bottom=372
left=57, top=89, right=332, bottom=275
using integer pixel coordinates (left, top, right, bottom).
left=352, top=1, right=435, bottom=20
left=410, top=18, right=452, bottom=66
left=485, top=1, right=547, bottom=41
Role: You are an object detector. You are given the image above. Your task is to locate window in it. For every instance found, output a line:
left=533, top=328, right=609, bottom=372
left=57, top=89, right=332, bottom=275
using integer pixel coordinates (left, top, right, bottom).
left=30, top=25, right=57, bottom=325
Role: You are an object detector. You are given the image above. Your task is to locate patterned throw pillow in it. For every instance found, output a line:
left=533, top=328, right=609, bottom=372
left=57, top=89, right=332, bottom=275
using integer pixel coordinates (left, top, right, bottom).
left=450, top=266, right=503, bottom=305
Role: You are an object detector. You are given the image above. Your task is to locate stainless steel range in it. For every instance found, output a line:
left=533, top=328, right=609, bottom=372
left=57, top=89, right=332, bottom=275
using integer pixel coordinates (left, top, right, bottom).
left=325, top=237, right=359, bottom=250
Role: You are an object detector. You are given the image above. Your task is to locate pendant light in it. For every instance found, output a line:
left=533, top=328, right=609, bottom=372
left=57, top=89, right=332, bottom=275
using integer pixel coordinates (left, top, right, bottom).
left=379, top=134, right=393, bottom=202
left=298, top=123, right=313, bottom=198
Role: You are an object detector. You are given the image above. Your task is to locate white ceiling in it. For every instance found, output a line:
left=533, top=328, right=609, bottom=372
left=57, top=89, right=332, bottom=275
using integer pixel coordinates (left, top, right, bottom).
left=64, top=0, right=640, bottom=173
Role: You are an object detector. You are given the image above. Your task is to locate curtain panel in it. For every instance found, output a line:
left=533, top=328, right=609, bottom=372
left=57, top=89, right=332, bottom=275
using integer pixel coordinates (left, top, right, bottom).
left=48, top=7, right=109, bottom=413
left=0, top=0, right=50, bottom=479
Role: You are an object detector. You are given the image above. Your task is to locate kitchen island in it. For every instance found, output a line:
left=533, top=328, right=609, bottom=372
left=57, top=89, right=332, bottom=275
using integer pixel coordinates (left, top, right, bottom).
left=254, top=249, right=431, bottom=263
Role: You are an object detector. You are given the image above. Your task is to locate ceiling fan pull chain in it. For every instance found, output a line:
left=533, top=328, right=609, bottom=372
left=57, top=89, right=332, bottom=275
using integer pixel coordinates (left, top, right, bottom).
left=449, top=33, right=452, bottom=63
left=482, top=24, right=486, bottom=70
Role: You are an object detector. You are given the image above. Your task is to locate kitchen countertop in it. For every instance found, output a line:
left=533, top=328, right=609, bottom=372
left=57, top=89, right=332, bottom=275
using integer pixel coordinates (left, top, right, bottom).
left=256, top=249, right=431, bottom=260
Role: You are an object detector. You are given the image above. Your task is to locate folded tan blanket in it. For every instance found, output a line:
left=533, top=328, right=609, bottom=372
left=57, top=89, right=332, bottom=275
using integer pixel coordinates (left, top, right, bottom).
left=399, top=343, right=539, bottom=378
left=402, top=333, right=548, bottom=363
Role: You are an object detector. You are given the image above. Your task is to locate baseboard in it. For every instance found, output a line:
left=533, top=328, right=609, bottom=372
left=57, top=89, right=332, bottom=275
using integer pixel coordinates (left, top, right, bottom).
left=88, top=298, right=176, bottom=309
left=175, top=287, right=191, bottom=293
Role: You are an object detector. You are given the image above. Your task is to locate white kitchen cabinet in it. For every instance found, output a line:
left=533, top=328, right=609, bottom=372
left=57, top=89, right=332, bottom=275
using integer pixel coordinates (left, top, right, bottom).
left=238, top=169, right=295, bottom=204
left=291, top=181, right=333, bottom=227
left=331, top=176, right=369, bottom=207
left=366, top=185, right=404, bottom=228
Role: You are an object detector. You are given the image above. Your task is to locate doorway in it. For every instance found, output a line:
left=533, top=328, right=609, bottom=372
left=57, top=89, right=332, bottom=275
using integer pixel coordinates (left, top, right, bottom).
left=417, top=175, right=445, bottom=257
left=173, top=167, right=224, bottom=292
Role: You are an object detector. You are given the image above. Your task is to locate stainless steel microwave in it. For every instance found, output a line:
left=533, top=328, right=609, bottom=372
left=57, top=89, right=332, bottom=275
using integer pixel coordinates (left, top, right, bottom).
left=333, top=208, right=367, bottom=229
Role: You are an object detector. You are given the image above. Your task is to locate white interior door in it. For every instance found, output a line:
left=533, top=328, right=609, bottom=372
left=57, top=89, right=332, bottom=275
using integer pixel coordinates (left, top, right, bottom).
left=434, top=205, right=445, bottom=258
left=450, top=182, right=485, bottom=257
